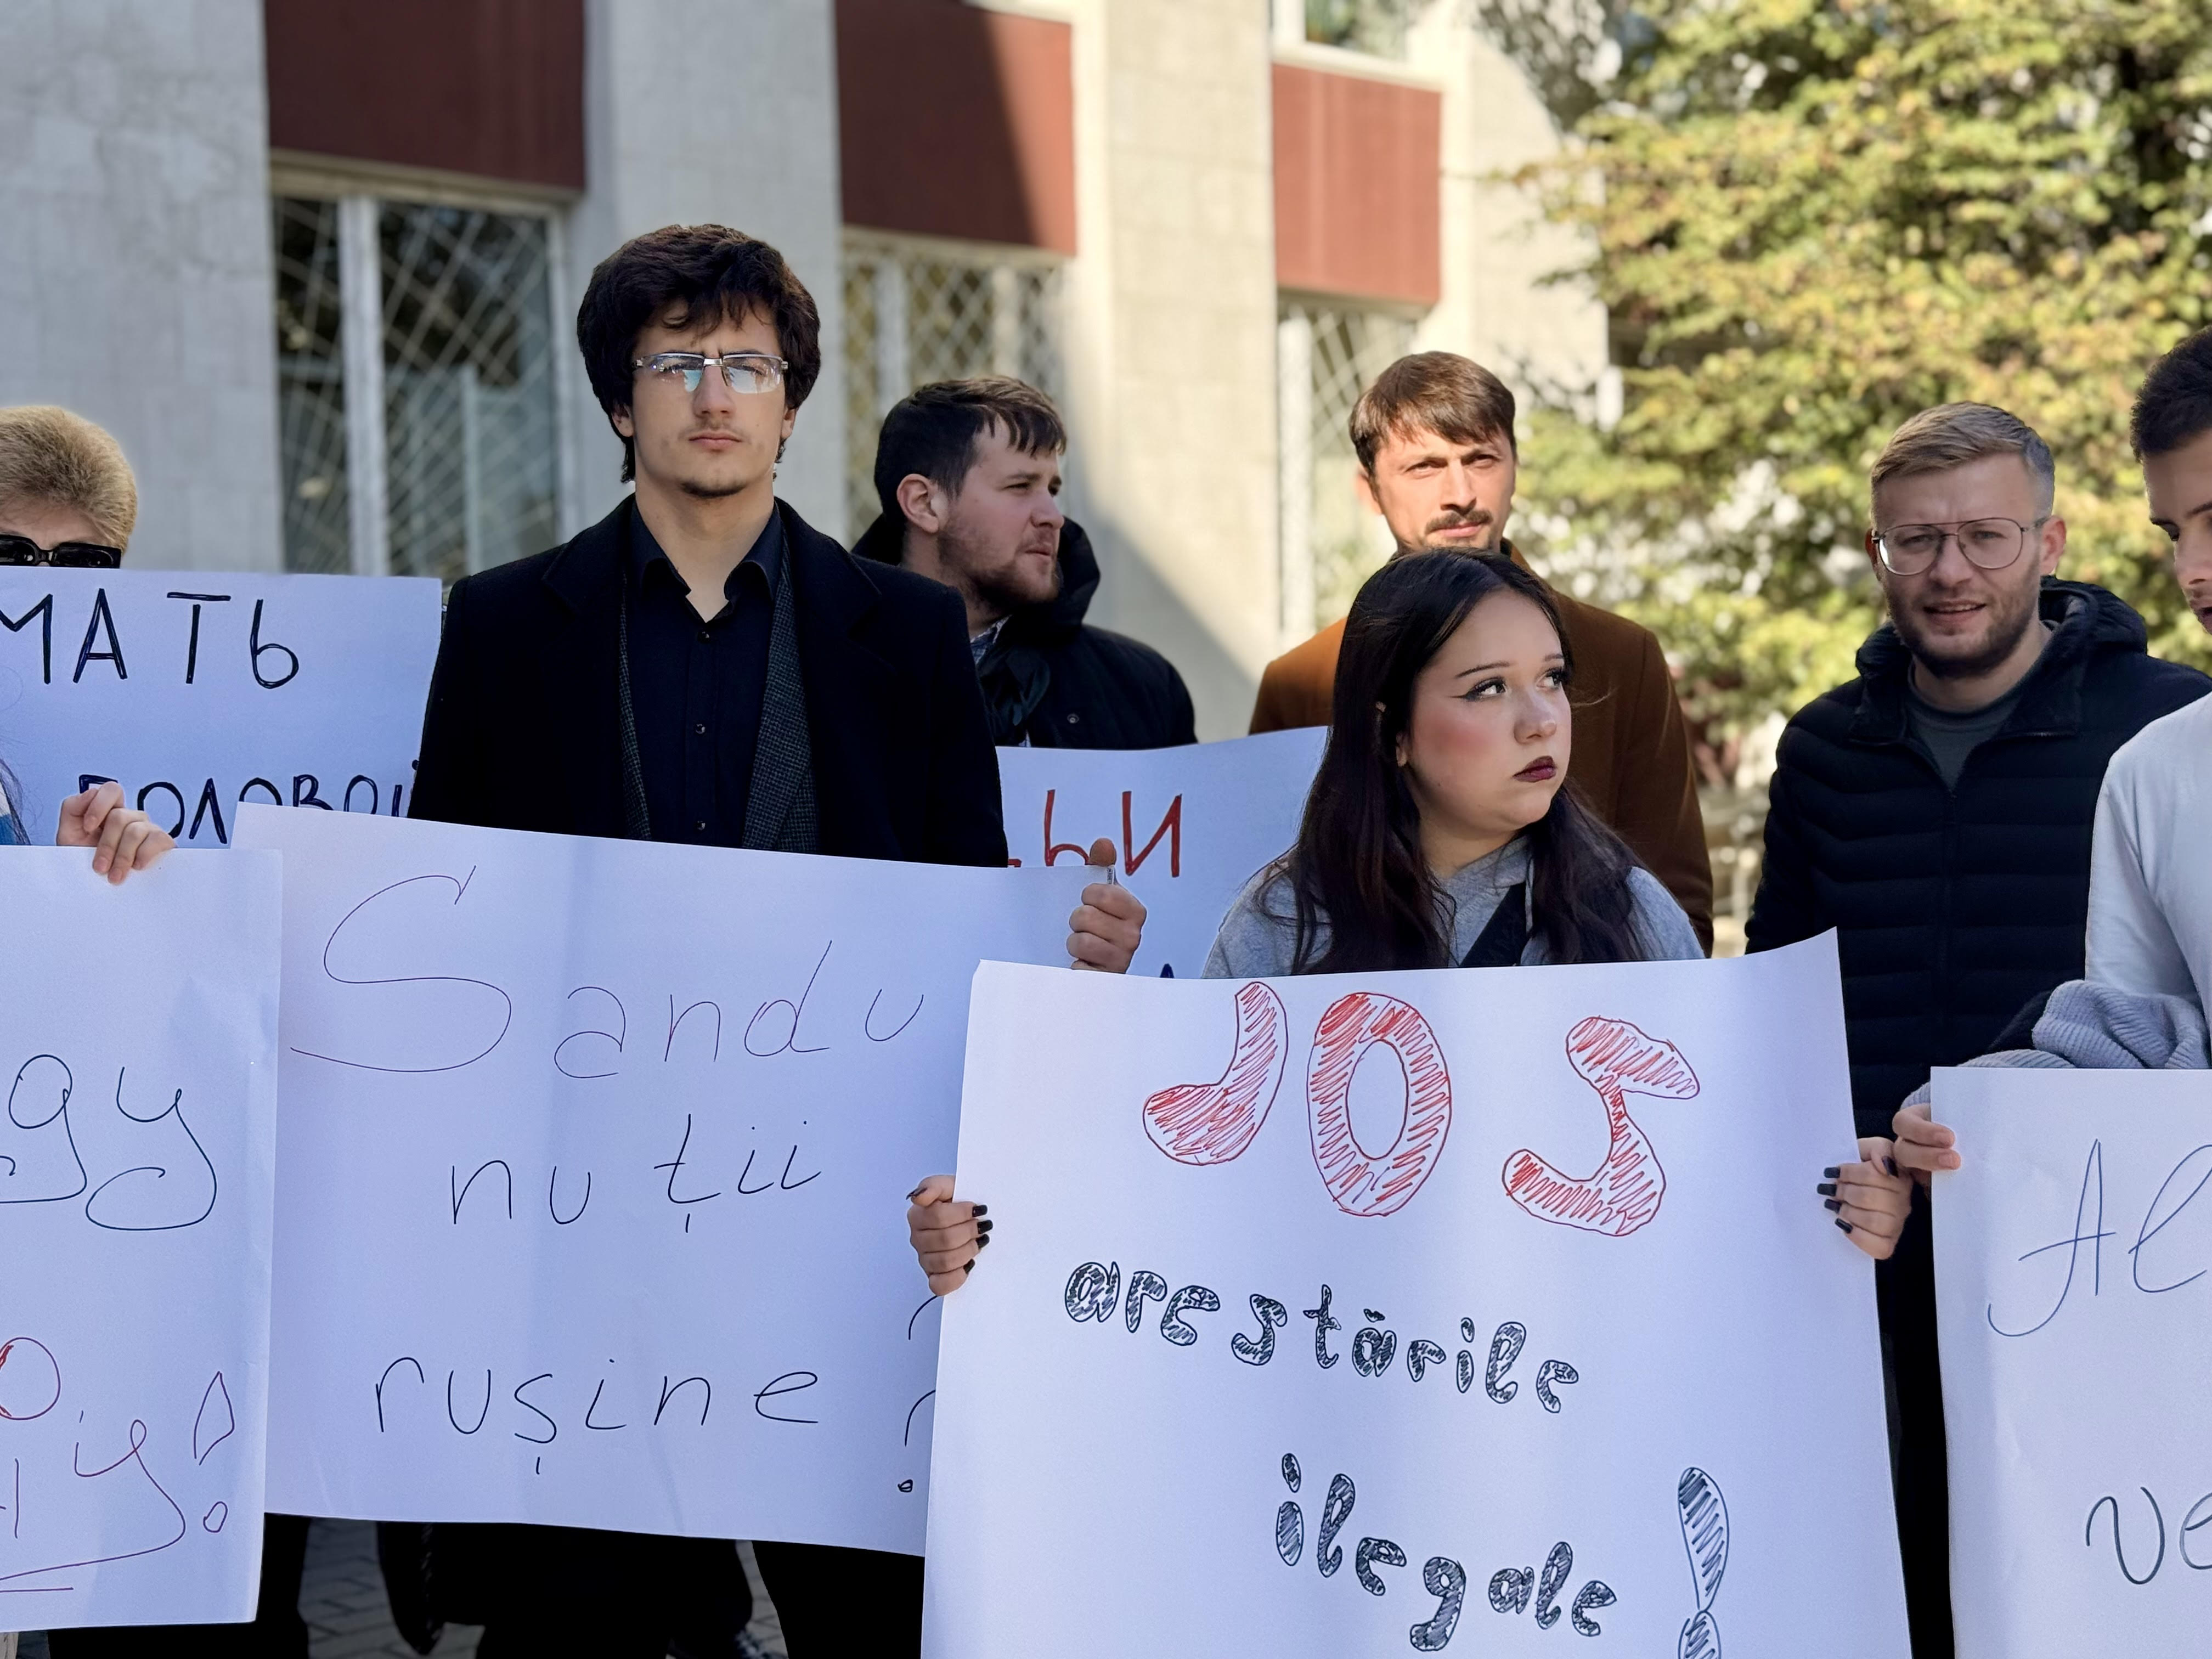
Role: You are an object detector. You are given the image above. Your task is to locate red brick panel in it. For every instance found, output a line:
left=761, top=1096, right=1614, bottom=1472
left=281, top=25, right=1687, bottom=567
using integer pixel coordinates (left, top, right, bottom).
left=1273, top=63, right=1440, bottom=307
left=264, top=0, right=585, bottom=191
left=837, top=0, right=1076, bottom=255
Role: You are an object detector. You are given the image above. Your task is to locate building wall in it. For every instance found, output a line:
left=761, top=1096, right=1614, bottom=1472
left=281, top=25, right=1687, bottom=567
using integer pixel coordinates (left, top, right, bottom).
left=839, top=0, right=1075, bottom=254
left=0, top=0, right=285, bottom=572
left=265, top=0, right=585, bottom=190
left=1062, top=0, right=1281, bottom=741
left=1273, top=61, right=1440, bottom=307
left=563, top=0, right=849, bottom=540
left=1411, top=9, right=1606, bottom=427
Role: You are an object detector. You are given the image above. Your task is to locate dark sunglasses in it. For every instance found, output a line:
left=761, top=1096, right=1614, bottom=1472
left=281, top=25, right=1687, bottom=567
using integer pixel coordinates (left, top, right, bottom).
left=0, top=533, right=122, bottom=569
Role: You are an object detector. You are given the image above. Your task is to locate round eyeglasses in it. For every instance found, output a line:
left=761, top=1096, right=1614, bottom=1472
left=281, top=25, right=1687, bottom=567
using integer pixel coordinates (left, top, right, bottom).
left=1870, top=516, right=2046, bottom=577
left=631, top=352, right=787, bottom=397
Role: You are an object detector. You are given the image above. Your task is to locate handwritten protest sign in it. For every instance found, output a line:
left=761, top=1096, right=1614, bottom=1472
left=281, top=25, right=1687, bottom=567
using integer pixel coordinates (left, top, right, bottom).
left=238, top=805, right=1086, bottom=1553
left=1934, top=1068, right=2212, bottom=1657
left=0, top=570, right=440, bottom=843
left=996, top=729, right=1324, bottom=979
left=926, top=936, right=1908, bottom=1656
left=0, top=850, right=279, bottom=1628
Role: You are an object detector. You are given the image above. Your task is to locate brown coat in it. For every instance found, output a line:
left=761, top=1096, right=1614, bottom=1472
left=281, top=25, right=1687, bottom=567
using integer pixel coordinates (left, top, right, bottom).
left=1249, top=554, right=1713, bottom=949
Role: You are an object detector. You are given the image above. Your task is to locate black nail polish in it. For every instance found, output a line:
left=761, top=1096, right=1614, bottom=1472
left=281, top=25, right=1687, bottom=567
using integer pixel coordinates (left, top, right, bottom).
left=1824, top=1198, right=1842, bottom=1213
left=1835, top=1217, right=1853, bottom=1234
left=975, top=1218, right=994, bottom=1234
left=1883, top=1157, right=1898, bottom=1177
left=906, top=1183, right=927, bottom=1201
left=1816, top=1181, right=1837, bottom=1197
left=1822, top=1166, right=1840, bottom=1180
left=975, top=1232, right=992, bottom=1249
left=971, top=1204, right=989, bottom=1218
left=962, top=1259, right=975, bottom=1275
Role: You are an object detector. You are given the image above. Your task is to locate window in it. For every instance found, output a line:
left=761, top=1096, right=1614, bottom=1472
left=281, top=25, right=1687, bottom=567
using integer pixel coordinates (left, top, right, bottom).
left=1285, top=0, right=1417, bottom=57
left=1277, top=299, right=1417, bottom=636
left=842, top=233, right=1066, bottom=535
left=272, top=193, right=562, bottom=581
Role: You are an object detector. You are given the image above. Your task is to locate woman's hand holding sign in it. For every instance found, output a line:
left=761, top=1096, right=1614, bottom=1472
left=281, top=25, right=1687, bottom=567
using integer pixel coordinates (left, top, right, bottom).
left=1821, top=1137, right=1914, bottom=1260
left=907, top=1176, right=986, bottom=1295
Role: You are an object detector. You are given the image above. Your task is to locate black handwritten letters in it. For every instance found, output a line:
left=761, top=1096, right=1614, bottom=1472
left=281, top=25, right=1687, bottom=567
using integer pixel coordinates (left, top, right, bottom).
left=1273, top=1455, right=1618, bottom=1646
left=1, top=1056, right=218, bottom=1232
left=1064, top=1261, right=1578, bottom=1412
left=369, top=1355, right=821, bottom=1452
left=0, top=580, right=414, bottom=842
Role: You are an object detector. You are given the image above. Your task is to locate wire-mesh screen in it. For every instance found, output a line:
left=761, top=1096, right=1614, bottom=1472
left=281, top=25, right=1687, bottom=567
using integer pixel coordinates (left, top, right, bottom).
left=1291, top=300, right=1417, bottom=625
left=380, top=204, right=559, bottom=584
left=273, top=198, right=350, bottom=575
left=842, top=238, right=1065, bottom=535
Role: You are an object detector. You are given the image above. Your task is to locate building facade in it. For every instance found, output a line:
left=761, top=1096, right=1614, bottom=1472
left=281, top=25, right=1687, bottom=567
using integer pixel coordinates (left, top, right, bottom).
left=2, top=0, right=1601, bottom=737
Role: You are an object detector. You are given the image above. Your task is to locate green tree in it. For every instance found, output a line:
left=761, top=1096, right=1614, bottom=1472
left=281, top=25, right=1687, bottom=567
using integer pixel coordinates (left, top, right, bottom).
left=1486, top=0, right=2212, bottom=776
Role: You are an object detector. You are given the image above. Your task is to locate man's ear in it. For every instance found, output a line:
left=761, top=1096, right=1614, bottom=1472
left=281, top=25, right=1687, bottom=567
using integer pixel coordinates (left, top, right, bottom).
left=896, top=473, right=947, bottom=534
left=1354, top=466, right=1383, bottom=517
left=610, top=405, right=635, bottom=441
left=2038, top=514, right=2068, bottom=577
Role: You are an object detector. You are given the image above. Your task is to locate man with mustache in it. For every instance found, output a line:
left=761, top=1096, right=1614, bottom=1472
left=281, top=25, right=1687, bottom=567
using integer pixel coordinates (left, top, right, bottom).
left=853, top=377, right=1196, bottom=749
left=1747, top=400, right=2209, bottom=1658
left=1249, top=351, right=1713, bottom=946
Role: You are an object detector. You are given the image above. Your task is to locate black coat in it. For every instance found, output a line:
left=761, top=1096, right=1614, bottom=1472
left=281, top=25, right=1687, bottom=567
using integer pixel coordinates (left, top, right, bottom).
left=411, top=496, right=1007, bottom=868
left=854, top=514, right=1198, bottom=749
left=1747, top=579, right=2209, bottom=1135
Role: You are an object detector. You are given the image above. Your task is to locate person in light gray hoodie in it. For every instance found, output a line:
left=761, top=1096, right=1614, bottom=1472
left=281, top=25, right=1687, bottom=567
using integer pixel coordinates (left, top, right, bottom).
left=1895, top=329, right=2212, bottom=1182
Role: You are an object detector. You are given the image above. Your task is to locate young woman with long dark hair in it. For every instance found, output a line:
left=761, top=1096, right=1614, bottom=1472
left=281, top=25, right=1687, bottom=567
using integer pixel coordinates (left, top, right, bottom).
left=907, top=552, right=1912, bottom=1286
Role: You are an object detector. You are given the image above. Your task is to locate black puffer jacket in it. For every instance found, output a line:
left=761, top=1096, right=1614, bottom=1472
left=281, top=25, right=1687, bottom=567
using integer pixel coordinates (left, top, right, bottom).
left=854, top=514, right=1197, bottom=749
left=1747, top=580, right=2209, bottom=1135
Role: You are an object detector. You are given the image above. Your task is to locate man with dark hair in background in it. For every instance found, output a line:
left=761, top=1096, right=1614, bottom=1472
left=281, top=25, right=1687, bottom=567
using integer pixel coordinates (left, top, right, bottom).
left=403, top=224, right=1139, bottom=1657
left=1249, top=352, right=1713, bottom=946
left=1748, top=399, right=2208, bottom=1658
left=853, top=376, right=1195, bottom=748
left=2077, top=329, right=2212, bottom=1012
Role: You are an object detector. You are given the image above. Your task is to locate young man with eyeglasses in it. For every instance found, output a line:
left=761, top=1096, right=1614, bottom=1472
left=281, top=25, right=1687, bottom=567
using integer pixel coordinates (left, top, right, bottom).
left=404, top=225, right=1142, bottom=1656
left=1746, top=400, right=2208, bottom=1659
left=0, top=404, right=134, bottom=568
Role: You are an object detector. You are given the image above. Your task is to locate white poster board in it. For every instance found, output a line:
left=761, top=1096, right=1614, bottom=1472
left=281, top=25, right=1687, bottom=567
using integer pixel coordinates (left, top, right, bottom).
left=239, top=805, right=1086, bottom=1554
left=996, top=729, right=1324, bottom=979
left=1933, top=1068, right=2212, bottom=1657
left=928, top=935, right=1908, bottom=1656
left=0, top=850, right=279, bottom=1628
left=0, top=570, right=441, bottom=843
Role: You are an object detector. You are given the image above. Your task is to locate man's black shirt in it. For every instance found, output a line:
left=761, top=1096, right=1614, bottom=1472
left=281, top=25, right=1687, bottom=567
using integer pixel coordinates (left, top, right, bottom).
left=624, top=506, right=782, bottom=845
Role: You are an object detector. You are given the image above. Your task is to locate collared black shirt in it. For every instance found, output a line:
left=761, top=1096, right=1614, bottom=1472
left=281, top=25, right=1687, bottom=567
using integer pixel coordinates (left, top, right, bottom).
left=625, top=505, right=783, bottom=845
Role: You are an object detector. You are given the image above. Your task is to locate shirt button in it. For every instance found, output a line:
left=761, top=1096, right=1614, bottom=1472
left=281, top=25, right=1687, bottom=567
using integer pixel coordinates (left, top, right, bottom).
left=694, top=723, right=707, bottom=735
left=695, top=820, right=707, bottom=832
left=697, top=629, right=710, bottom=643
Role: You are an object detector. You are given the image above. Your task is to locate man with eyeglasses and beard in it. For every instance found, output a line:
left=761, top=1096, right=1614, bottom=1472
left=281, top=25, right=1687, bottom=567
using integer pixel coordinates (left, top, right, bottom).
left=1746, top=400, right=2208, bottom=1659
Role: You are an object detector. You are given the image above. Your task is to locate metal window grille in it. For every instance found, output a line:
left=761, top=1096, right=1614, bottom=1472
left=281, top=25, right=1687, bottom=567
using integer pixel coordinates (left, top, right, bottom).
left=1302, top=0, right=1414, bottom=56
left=1278, top=299, right=1417, bottom=636
left=272, top=198, right=351, bottom=575
left=272, top=194, right=561, bottom=582
left=842, top=235, right=1066, bottom=535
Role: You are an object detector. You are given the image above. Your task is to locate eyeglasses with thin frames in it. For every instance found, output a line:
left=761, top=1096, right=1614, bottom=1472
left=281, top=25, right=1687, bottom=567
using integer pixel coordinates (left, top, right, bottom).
left=631, top=352, right=787, bottom=397
left=1870, top=516, right=2047, bottom=578
left=0, top=533, right=123, bottom=569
